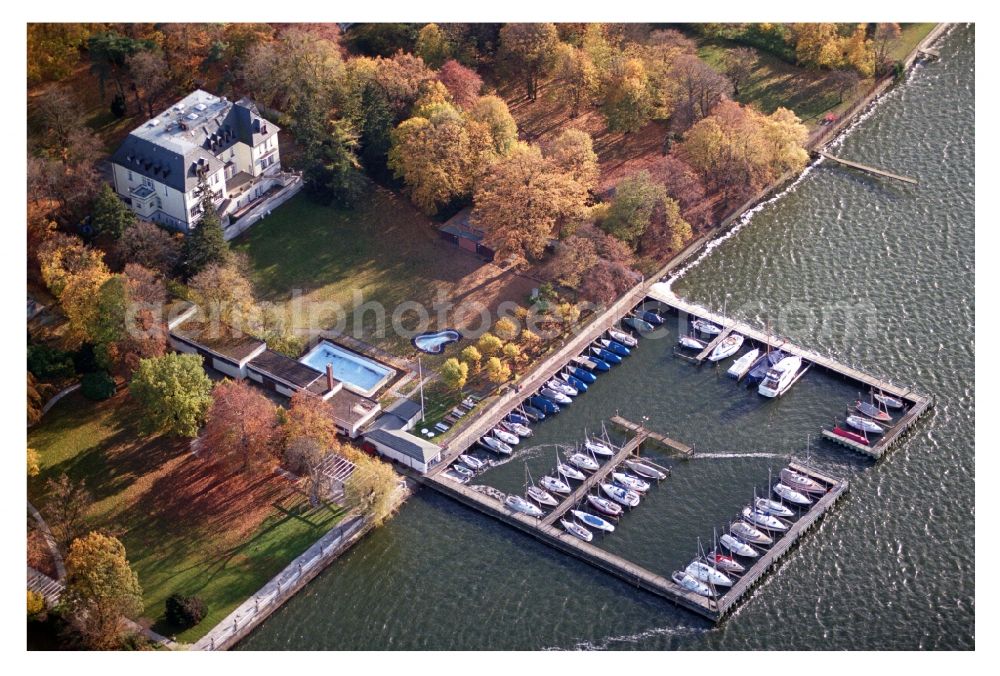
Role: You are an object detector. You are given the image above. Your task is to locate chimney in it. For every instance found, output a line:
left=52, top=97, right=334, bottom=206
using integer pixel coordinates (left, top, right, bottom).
left=326, top=364, right=334, bottom=391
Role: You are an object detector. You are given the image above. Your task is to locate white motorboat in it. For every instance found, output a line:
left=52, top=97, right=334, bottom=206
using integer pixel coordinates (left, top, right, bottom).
left=686, top=560, right=734, bottom=587
left=672, top=571, right=714, bottom=597
left=540, top=387, right=572, bottom=405
left=492, top=427, right=520, bottom=446
left=500, top=420, right=532, bottom=437
left=774, top=482, right=812, bottom=505
left=601, top=482, right=641, bottom=507
left=608, top=329, right=638, bottom=348
left=679, top=335, right=707, bottom=350
left=704, top=551, right=746, bottom=573
left=540, top=475, right=571, bottom=495
left=587, top=494, right=623, bottom=517
left=560, top=519, right=593, bottom=542
left=546, top=379, right=578, bottom=397
left=754, top=498, right=794, bottom=518
left=505, top=494, right=543, bottom=518
left=720, top=534, right=759, bottom=558
left=624, top=459, right=667, bottom=481
left=693, top=319, right=722, bottom=335
left=557, top=462, right=586, bottom=482
left=453, top=464, right=474, bottom=480
left=758, top=355, right=803, bottom=397
left=459, top=454, right=486, bottom=471
left=708, top=334, right=745, bottom=362
left=443, top=470, right=470, bottom=484
left=873, top=392, right=905, bottom=409
left=571, top=510, right=615, bottom=533
left=779, top=468, right=826, bottom=495
left=846, top=415, right=885, bottom=434
left=730, top=520, right=773, bottom=546
left=479, top=435, right=512, bottom=455
left=612, top=472, right=650, bottom=493
left=527, top=485, right=558, bottom=507
left=568, top=453, right=600, bottom=472
left=742, top=506, right=789, bottom=532
left=727, top=348, right=760, bottom=378
left=585, top=439, right=614, bottom=457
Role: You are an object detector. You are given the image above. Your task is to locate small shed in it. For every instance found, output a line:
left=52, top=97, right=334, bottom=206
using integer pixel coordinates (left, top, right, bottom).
left=438, top=208, right=495, bottom=262
left=363, top=428, right=442, bottom=474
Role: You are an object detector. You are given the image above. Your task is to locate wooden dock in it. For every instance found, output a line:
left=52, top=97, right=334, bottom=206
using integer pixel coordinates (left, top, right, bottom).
left=420, top=459, right=847, bottom=623
left=646, top=285, right=933, bottom=460
left=695, top=326, right=735, bottom=362
left=817, top=151, right=918, bottom=185
left=540, top=431, right=645, bottom=527
left=610, top=416, right=694, bottom=456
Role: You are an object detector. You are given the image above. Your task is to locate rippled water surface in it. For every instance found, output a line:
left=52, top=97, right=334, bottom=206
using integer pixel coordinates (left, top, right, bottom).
left=239, top=25, right=974, bottom=650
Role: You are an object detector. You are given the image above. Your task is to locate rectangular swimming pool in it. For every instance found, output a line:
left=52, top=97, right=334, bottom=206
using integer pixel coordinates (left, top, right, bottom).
left=298, top=341, right=395, bottom=397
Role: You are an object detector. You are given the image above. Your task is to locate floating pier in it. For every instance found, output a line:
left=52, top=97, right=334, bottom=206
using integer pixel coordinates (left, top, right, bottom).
left=610, top=416, right=693, bottom=457
left=421, top=459, right=847, bottom=623
left=646, top=285, right=933, bottom=460
left=817, top=151, right=918, bottom=185
left=694, top=326, right=735, bottom=362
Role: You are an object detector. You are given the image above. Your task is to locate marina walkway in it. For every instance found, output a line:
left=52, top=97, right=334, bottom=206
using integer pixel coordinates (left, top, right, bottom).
left=817, top=151, right=918, bottom=185
left=610, top=416, right=694, bottom=456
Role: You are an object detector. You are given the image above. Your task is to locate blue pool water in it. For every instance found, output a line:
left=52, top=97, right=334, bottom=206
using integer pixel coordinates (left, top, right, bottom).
left=299, top=341, right=394, bottom=396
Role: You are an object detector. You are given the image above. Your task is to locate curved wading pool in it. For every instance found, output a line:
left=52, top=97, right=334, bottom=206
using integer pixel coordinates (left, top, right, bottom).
left=413, top=329, right=462, bottom=354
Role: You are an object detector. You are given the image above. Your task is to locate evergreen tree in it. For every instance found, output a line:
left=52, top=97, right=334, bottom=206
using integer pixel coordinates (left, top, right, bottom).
left=91, top=184, right=136, bottom=239
left=183, top=176, right=228, bottom=276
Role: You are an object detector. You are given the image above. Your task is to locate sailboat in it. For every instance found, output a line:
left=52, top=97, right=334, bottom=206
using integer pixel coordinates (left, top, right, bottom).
left=727, top=348, right=760, bottom=378
left=557, top=461, right=586, bottom=482
left=708, top=334, right=744, bottom=362
left=679, top=334, right=707, bottom=350
left=500, top=420, right=532, bottom=438
left=560, top=518, right=593, bottom=542
left=568, top=452, right=600, bottom=472
left=584, top=438, right=614, bottom=457
left=601, top=482, right=641, bottom=507
left=540, top=475, right=571, bottom=495
left=612, top=472, right=650, bottom=493
left=586, top=493, right=623, bottom=517
left=855, top=399, right=891, bottom=422
left=624, top=458, right=667, bottom=480
left=560, top=371, right=589, bottom=393
left=571, top=510, right=615, bottom=533
left=774, top=482, right=812, bottom=506
left=608, top=329, right=638, bottom=348
left=846, top=415, right=885, bottom=434
left=597, top=338, right=631, bottom=357
left=873, top=390, right=905, bottom=409
left=505, top=494, right=543, bottom=518
left=525, top=465, right=558, bottom=507
left=692, top=319, right=722, bottom=335
left=686, top=560, right=733, bottom=587
left=720, top=533, right=759, bottom=558
left=779, top=468, right=826, bottom=494
left=459, top=454, right=486, bottom=471
left=672, top=571, right=714, bottom=597
left=754, top=498, right=794, bottom=518
left=730, top=520, right=773, bottom=546
left=492, top=427, right=520, bottom=446
left=546, top=379, right=578, bottom=397
left=479, top=435, right=513, bottom=455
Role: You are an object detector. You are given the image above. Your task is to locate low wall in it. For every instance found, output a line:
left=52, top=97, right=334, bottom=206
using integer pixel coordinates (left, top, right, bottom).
left=223, top=175, right=303, bottom=242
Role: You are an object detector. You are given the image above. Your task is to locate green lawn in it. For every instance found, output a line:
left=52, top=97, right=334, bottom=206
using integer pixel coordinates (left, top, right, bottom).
left=28, top=391, right=346, bottom=644
left=233, top=186, right=535, bottom=357
left=891, top=23, right=938, bottom=62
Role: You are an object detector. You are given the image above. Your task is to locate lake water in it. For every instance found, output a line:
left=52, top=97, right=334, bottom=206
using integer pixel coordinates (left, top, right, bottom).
left=237, top=24, right=974, bottom=651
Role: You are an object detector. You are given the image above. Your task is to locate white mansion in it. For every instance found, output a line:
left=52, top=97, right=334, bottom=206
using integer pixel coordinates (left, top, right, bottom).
left=111, top=89, right=298, bottom=234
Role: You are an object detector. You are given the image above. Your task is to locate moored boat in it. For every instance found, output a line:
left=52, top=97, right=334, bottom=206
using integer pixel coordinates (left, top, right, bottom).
left=730, top=520, right=773, bottom=546
left=758, top=355, right=803, bottom=398
left=608, top=329, right=638, bottom=348
left=507, top=411, right=530, bottom=426
left=624, top=459, right=667, bottom=480
left=459, top=454, right=486, bottom=471
left=505, top=494, right=543, bottom=518
left=586, top=494, right=623, bottom=517
left=779, top=468, right=827, bottom=494
left=774, top=482, right=812, bottom=505
left=640, top=310, right=665, bottom=326
left=540, top=475, right=571, bottom=494
left=528, top=395, right=560, bottom=414
left=708, top=333, right=745, bottom=362
left=601, top=482, right=641, bottom=507
left=612, top=471, right=650, bottom=493
left=846, top=414, right=884, bottom=434
left=746, top=349, right=786, bottom=385
left=560, top=519, right=594, bottom=542
left=521, top=405, right=545, bottom=422
left=598, top=338, right=631, bottom=357
left=453, top=464, right=474, bottom=480
left=686, top=560, right=733, bottom=587
left=492, top=427, right=519, bottom=446
left=571, top=510, right=615, bottom=533
left=500, top=420, right=533, bottom=437
left=873, top=391, right=905, bottom=409
left=540, top=387, right=572, bottom=405
left=693, top=319, right=722, bottom=335
left=527, top=485, right=558, bottom=507
left=679, top=335, right=707, bottom=350
left=546, top=379, right=578, bottom=397
left=590, top=346, right=621, bottom=365
left=831, top=425, right=870, bottom=445
left=624, top=316, right=654, bottom=333
left=742, top=506, right=788, bottom=531
left=855, top=400, right=892, bottom=422
left=704, top=551, right=745, bottom=574
left=754, top=497, right=794, bottom=518
left=479, top=435, right=513, bottom=455
left=560, top=371, right=589, bottom=393
left=720, top=534, right=759, bottom=558
left=587, top=356, right=611, bottom=372
left=568, top=453, right=600, bottom=472
left=569, top=367, right=597, bottom=384
left=672, top=571, right=714, bottom=597
left=557, top=462, right=586, bottom=482
left=727, top=348, right=760, bottom=378
left=585, top=438, right=615, bottom=457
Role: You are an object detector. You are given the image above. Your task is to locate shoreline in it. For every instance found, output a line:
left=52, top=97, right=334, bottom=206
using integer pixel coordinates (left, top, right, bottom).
left=207, top=23, right=950, bottom=651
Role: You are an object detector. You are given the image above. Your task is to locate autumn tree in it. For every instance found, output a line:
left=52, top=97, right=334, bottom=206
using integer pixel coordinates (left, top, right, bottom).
left=125, top=50, right=168, bottom=118
left=469, top=96, right=519, bottom=155
left=37, top=233, right=107, bottom=298
left=599, top=56, right=654, bottom=133
left=502, top=343, right=523, bottom=372
left=91, top=184, right=136, bottom=240
left=437, top=59, right=483, bottom=110
left=62, top=532, right=143, bottom=650
left=389, top=102, right=492, bottom=214
left=87, top=31, right=155, bottom=106
left=460, top=345, right=482, bottom=373
left=440, top=357, right=468, bottom=391
left=129, top=353, right=213, bottom=437
left=296, top=94, right=366, bottom=207
left=43, top=474, right=94, bottom=555
left=724, top=47, right=757, bottom=96
left=203, top=379, right=280, bottom=474
left=485, top=356, right=511, bottom=384
left=545, top=129, right=599, bottom=194
left=872, top=23, right=902, bottom=76
left=284, top=436, right=329, bottom=506
left=241, top=28, right=343, bottom=113
left=416, top=23, right=452, bottom=69
left=829, top=69, right=861, bottom=103
left=60, top=259, right=113, bottom=349
left=498, top=23, right=560, bottom=101
left=32, top=85, right=81, bottom=152
left=28, top=23, right=92, bottom=84
left=640, top=193, right=693, bottom=256
left=668, top=53, right=734, bottom=129
left=28, top=447, right=40, bottom=478
left=550, top=234, right=599, bottom=289
left=346, top=454, right=399, bottom=525
left=285, top=390, right=341, bottom=452
left=493, top=317, right=519, bottom=343
left=472, top=143, right=587, bottom=266
left=92, top=264, right=167, bottom=377
left=117, top=220, right=182, bottom=275
left=646, top=154, right=711, bottom=229
left=552, top=43, right=597, bottom=118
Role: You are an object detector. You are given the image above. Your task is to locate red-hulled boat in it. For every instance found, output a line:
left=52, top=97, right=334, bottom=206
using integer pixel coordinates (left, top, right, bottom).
left=832, top=426, right=870, bottom=445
